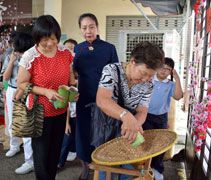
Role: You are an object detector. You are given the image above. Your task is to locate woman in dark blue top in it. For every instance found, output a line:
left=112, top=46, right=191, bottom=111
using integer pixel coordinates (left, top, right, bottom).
left=73, top=13, right=119, bottom=180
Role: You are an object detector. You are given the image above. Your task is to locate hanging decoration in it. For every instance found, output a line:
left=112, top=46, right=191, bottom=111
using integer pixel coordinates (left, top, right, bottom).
left=0, top=0, right=34, bottom=46
left=0, top=1, right=18, bottom=39
left=193, top=0, right=205, bottom=32
left=188, top=0, right=211, bottom=152
left=207, top=8, right=211, bottom=47
left=188, top=61, right=211, bottom=152
left=0, top=2, right=7, bottom=25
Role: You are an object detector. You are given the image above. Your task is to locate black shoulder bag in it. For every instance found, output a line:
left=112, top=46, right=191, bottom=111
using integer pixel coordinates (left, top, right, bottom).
left=89, top=64, right=125, bottom=147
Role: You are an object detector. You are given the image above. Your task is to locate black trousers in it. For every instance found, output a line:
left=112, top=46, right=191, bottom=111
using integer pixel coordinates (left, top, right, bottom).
left=32, top=112, right=67, bottom=180
left=142, top=113, right=168, bottom=174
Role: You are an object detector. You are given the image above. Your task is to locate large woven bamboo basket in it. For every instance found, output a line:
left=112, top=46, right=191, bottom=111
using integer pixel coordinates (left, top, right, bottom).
left=91, top=129, right=177, bottom=166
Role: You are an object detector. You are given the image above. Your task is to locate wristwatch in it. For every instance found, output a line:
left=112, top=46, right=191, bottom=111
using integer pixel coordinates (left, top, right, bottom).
left=120, top=110, right=129, bottom=121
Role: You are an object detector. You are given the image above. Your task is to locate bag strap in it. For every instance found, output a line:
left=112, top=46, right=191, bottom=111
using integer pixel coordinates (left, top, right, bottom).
left=21, top=83, right=34, bottom=104
left=114, top=64, right=124, bottom=107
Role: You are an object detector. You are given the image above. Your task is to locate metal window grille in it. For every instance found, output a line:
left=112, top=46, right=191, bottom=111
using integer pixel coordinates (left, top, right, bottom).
left=125, top=33, right=163, bottom=61
left=106, top=16, right=183, bottom=51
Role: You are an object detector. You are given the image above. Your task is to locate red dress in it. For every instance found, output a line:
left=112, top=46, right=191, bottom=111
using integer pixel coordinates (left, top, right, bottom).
left=19, top=44, right=74, bottom=117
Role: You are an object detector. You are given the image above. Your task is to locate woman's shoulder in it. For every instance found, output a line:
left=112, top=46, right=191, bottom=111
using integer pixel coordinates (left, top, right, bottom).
left=19, top=45, right=40, bottom=70
left=23, top=45, right=39, bottom=57
left=137, top=80, right=154, bottom=90
left=57, top=44, right=74, bottom=56
left=74, top=41, right=87, bottom=51
left=99, top=39, right=115, bottom=48
left=22, top=45, right=40, bottom=60
left=104, top=62, right=121, bottom=70
left=75, top=41, right=87, bottom=47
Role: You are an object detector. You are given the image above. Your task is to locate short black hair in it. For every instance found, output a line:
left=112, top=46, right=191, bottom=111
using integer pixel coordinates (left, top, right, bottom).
left=32, top=15, right=61, bottom=44
left=130, top=41, right=164, bottom=70
left=8, top=32, right=17, bottom=46
left=78, top=13, right=98, bottom=28
left=165, top=57, right=174, bottom=69
left=13, top=32, right=34, bottom=53
left=63, top=39, right=77, bottom=46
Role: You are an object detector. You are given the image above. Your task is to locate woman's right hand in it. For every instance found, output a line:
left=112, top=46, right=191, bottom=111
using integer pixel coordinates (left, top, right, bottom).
left=121, top=112, right=140, bottom=143
left=45, top=89, right=65, bottom=102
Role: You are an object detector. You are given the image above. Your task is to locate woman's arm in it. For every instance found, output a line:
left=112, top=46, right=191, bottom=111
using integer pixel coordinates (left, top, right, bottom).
left=97, top=87, right=140, bottom=143
left=97, top=88, right=125, bottom=120
left=134, top=106, right=148, bottom=131
left=65, top=108, right=71, bottom=135
left=69, top=64, right=76, bottom=86
left=3, top=52, right=17, bottom=81
left=17, top=66, right=64, bottom=102
left=172, top=69, right=183, bottom=100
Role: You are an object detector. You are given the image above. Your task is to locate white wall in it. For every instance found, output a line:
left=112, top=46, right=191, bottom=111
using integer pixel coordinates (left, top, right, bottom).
left=44, top=0, right=62, bottom=26
left=61, top=0, right=155, bottom=43
left=32, top=0, right=44, bottom=18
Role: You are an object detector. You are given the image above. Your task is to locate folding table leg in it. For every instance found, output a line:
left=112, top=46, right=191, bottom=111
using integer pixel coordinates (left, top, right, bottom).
left=93, top=170, right=100, bottom=180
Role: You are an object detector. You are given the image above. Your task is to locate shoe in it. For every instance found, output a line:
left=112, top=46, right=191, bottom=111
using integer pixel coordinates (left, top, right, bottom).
left=5, top=149, right=20, bottom=157
left=57, top=164, right=63, bottom=171
left=15, top=162, right=34, bottom=174
left=154, top=169, right=164, bottom=180
left=66, top=152, right=77, bottom=161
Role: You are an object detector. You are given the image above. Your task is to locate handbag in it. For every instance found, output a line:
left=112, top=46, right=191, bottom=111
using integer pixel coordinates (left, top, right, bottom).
left=12, top=83, right=44, bottom=138
left=89, top=64, right=126, bottom=147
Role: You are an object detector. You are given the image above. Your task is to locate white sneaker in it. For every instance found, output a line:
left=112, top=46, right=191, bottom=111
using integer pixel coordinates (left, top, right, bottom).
left=15, top=162, right=34, bottom=174
left=66, top=152, right=76, bottom=161
left=5, top=149, right=20, bottom=157
left=154, top=169, right=164, bottom=180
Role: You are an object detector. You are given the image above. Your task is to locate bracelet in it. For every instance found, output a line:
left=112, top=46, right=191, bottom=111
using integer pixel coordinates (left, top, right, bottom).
left=120, top=110, right=129, bottom=121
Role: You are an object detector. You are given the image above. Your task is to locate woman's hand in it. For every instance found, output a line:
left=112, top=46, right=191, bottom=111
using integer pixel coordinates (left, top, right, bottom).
left=65, top=123, right=71, bottom=136
left=44, top=89, right=65, bottom=102
left=73, top=93, right=79, bottom=102
left=13, top=88, right=24, bottom=102
left=121, top=112, right=141, bottom=143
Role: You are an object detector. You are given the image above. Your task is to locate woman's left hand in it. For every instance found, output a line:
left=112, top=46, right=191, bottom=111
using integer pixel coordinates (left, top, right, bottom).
left=45, top=89, right=65, bottom=102
left=121, top=112, right=140, bottom=143
left=13, top=88, right=24, bottom=102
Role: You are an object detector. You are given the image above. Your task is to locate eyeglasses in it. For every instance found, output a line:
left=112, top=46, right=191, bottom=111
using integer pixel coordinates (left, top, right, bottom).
left=160, top=67, right=172, bottom=72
